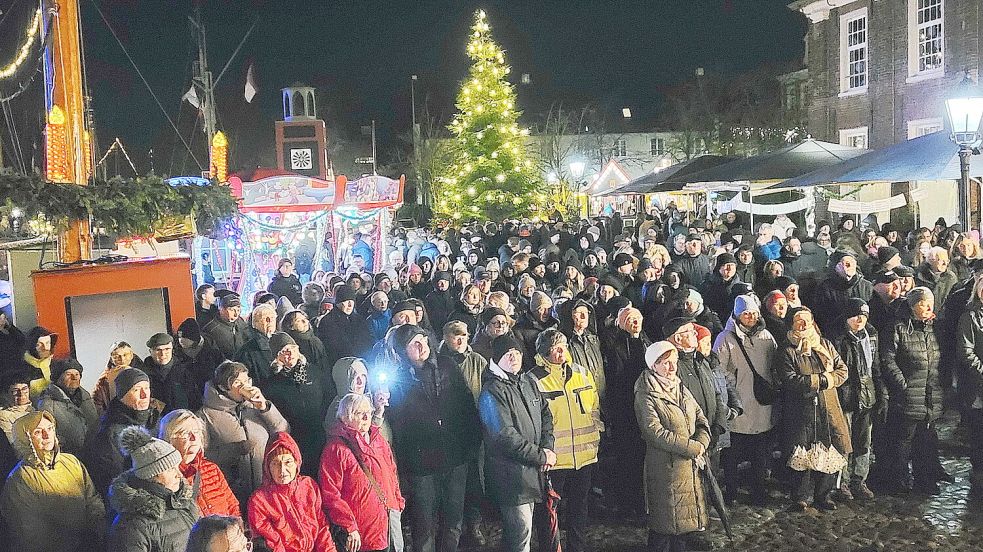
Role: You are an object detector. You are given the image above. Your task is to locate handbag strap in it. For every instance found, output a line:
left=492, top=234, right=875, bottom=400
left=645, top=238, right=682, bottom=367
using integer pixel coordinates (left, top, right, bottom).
left=338, top=435, right=388, bottom=508
left=734, top=334, right=766, bottom=381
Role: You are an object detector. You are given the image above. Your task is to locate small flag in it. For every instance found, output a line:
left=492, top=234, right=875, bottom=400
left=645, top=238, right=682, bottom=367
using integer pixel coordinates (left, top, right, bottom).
left=244, top=63, right=257, bottom=103
left=182, top=86, right=200, bottom=109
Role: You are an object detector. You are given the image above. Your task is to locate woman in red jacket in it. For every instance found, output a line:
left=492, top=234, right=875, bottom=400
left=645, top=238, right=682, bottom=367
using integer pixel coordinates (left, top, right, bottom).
left=320, top=393, right=405, bottom=552
left=249, top=432, right=336, bottom=552
left=160, top=409, right=240, bottom=517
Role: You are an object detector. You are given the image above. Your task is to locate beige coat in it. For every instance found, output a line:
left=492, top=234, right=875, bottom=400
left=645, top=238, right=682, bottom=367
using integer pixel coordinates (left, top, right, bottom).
left=634, top=369, right=711, bottom=535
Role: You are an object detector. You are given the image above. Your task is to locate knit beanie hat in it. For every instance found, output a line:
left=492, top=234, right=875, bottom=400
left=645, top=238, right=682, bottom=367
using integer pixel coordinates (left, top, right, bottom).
left=481, top=307, right=508, bottom=325
left=491, top=334, right=525, bottom=363
left=118, top=426, right=181, bottom=481
left=565, top=255, right=584, bottom=273
left=177, top=318, right=202, bottom=343
left=408, top=263, right=423, bottom=277
left=613, top=253, right=634, bottom=269
left=773, top=275, right=797, bottom=292
left=146, top=333, right=173, bottom=349
left=662, top=316, right=695, bottom=338
left=598, top=274, right=624, bottom=294
left=644, top=341, right=676, bottom=368
left=733, top=294, right=760, bottom=317
left=616, top=306, right=642, bottom=329
left=607, top=296, right=632, bottom=317
left=50, top=358, right=84, bottom=383
left=269, top=332, right=297, bottom=356
left=390, top=324, right=428, bottom=358
left=714, top=252, right=738, bottom=270
left=433, top=271, right=453, bottom=284
left=334, top=285, right=357, bottom=304
left=374, top=273, right=392, bottom=286
left=843, top=298, right=870, bottom=320
left=686, top=288, right=704, bottom=308
left=530, top=291, right=553, bottom=313
left=694, top=324, right=711, bottom=343
left=115, top=368, right=149, bottom=398
left=877, top=246, right=901, bottom=265
left=391, top=300, right=416, bottom=316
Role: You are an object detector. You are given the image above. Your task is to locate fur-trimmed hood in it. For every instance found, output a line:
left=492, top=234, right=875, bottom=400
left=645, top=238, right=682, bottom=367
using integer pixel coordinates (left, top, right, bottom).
left=108, top=471, right=195, bottom=520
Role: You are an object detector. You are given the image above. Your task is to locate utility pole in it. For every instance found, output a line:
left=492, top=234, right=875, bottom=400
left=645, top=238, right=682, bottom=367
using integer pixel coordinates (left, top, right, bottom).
left=190, top=7, right=218, bottom=170
left=371, top=119, right=378, bottom=175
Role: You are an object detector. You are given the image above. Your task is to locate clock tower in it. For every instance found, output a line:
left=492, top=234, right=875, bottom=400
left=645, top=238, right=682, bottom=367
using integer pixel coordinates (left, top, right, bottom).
left=275, top=84, right=330, bottom=179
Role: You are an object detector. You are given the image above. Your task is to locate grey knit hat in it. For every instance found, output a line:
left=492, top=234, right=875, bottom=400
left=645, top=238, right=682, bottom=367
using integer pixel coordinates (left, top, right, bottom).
left=118, top=426, right=181, bottom=480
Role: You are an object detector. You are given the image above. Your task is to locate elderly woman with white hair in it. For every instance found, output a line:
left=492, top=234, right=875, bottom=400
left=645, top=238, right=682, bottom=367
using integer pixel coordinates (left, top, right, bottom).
left=159, top=409, right=239, bottom=518
left=320, top=393, right=405, bottom=552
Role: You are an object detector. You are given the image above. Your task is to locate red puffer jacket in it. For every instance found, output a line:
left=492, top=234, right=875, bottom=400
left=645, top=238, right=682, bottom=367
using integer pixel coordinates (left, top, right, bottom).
left=181, top=451, right=240, bottom=517
left=319, top=423, right=405, bottom=552
left=248, top=432, right=336, bottom=552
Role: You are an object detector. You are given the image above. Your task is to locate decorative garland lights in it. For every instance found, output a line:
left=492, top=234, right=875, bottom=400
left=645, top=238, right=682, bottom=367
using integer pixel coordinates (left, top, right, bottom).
left=0, top=8, right=43, bottom=81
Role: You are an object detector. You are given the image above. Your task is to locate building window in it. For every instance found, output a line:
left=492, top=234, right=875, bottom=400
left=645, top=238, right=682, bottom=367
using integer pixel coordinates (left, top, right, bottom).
left=650, top=137, right=666, bottom=156
left=612, top=138, right=627, bottom=157
left=784, top=82, right=801, bottom=112
left=840, top=8, right=868, bottom=93
left=909, top=0, right=944, bottom=77
left=907, top=117, right=944, bottom=139
left=839, top=126, right=869, bottom=149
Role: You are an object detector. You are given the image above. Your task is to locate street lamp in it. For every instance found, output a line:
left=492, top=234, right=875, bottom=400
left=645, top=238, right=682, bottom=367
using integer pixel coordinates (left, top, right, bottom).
left=944, top=75, right=983, bottom=230
left=568, top=160, right=586, bottom=180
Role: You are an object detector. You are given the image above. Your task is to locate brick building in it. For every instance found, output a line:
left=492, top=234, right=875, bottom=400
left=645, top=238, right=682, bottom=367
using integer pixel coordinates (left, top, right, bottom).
left=788, top=0, right=982, bottom=226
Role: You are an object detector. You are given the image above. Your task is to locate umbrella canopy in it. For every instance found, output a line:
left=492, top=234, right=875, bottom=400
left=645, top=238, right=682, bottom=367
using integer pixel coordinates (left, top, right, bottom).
left=770, top=131, right=983, bottom=189
left=598, top=155, right=738, bottom=197
left=663, top=139, right=868, bottom=187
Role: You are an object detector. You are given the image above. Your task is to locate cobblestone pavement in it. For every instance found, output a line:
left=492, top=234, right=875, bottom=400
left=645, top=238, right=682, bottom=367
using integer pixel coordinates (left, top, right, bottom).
left=460, top=415, right=983, bottom=551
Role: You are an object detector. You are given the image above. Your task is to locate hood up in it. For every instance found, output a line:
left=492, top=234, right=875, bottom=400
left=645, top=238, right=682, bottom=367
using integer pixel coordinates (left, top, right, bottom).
left=261, top=431, right=303, bottom=487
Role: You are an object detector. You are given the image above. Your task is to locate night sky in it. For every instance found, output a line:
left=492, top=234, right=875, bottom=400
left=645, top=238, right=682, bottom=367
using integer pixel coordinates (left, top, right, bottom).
left=0, top=0, right=807, bottom=176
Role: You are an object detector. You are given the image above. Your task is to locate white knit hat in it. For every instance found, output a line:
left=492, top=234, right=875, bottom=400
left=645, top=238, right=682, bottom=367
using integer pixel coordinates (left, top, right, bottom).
left=645, top=341, right=677, bottom=368
left=118, top=426, right=181, bottom=480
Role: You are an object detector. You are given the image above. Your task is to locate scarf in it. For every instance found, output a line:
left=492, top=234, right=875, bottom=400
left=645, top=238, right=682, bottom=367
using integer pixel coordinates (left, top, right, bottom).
left=653, top=371, right=681, bottom=399
left=272, top=358, right=311, bottom=385
left=787, top=324, right=834, bottom=372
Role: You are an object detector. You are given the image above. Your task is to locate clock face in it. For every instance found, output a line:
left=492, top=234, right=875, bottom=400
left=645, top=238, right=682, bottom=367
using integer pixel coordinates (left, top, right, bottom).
left=290, top=148, right=313, bottom=170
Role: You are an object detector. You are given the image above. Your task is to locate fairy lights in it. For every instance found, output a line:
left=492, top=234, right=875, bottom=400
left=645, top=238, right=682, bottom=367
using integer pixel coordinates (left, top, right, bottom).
left=0, top=8, right=43, bottom=80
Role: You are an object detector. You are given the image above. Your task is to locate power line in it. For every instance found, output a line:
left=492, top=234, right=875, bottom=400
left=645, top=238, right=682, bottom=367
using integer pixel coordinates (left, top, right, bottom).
left=88, top=0, right=203, bottom=170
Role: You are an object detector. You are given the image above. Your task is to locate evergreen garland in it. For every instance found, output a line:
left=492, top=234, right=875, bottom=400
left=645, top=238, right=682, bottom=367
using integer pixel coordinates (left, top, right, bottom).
left=0, top=169, right=239, bottom=238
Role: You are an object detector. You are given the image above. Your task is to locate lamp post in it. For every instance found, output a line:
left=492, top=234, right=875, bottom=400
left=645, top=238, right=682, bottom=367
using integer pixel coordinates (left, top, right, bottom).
left=568, top=160, right=587, bottom=217
left=944, top=75, right=983, bottom=231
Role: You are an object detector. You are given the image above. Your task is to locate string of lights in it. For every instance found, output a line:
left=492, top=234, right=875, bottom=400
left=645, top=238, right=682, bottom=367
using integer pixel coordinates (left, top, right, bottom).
left=0, top=8, right=43, bottom=80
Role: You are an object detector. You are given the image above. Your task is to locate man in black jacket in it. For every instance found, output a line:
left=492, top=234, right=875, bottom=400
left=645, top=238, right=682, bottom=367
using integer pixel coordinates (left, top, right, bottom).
left=202, top=294, right=249, bottom=359
left=316, top=285, right=373, bottom=370
left=267, top=258, right=303, bottom=306
left=701, top=252, right=742, bottom=322
left=478, top=335, right=554, bottom=552
left=389, top=323, right=482, bottom=552
left=557, top=299, right=605, bottom=403
left=663, top=317, right=728, bottom=449
left=812, top=250, right=873, bottom=335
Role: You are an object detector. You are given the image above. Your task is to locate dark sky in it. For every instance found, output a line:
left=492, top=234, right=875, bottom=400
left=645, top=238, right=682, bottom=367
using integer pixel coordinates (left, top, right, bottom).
left=0, top=0, right=808, bottom=176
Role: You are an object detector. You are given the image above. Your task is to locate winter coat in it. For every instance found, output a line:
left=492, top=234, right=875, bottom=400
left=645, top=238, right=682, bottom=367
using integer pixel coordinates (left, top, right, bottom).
left=753, top=237, right=783, bottom=265
left=880, top=311, right=944, bottom=422
left=268, top=273, right=304, bottom=307
left=92, top=363, right=140, bottom=416
left=797, top=242, right=830, bottom=279
left=833, top=326, right=884, bottom=412
left=780, top=252, right=805, bottom=281
left=23, top=326, right=56, bottom=399
left=478, top=361, right=554, bottom=507
left=0, top=323, right=26, bottom=372
left=700, top=272, right=743, bottom=322
left=142, top=357, right=191, bottom=415
left=36, top=382, right=98, bottom=456
left=247, top=433, right=336, bottom=552
left=713, top=318, right=777, bottom=435
left=634, top=369, right=711, bottom=535
left=532, top=353, right=602, bottom=470
left=388, top=355, right=482, bottom=476
left=706, top=350, right=743, bottom=449
left=812, top=273, right=873, bottom=335
left=83, top=399, right=159, bottom=500
left=234, top=329, right=276, bottom=382
left=319, top=423, right=405, bottom=552
left=672, top=253, right=712, bottom=288
left=676, top=349, right=728, bottom=445
left=107, top=472, right=200, bottom=552
left=557, top=299, right=606, bottom=402
left=424, top=289, right=456, bottom=332
left=202, top=316, right=250, bottom=360
left=180, top=451, right=240, bottom=518
left=436, top=340, right=489, bottom=402
left=778, top=339, right=852, bottom=457
left=514, top=313, right=558, bottom=370
left=316, top=308, right=374, bottom=370
left=286, top=327, right=335, bottom=398
left=198, top=381, right=290, bottom=503
left=868, top=293, right=904, bottom=335
left=0, top=403, right=34, bottom=444
left=258, top=358, right=326, bottom=477
left=915, top=264, right=958, bottom=316
left=174, top=337, right=226, bottom=412
left=0, top=411, right=106, bottom=552
left=448, top=301, right=483, bottom=337
left=958, top=300, right=983, bottom=410
left=601, top=329, right=652, bottom=438
left=366, top=310, right=393, bottom=343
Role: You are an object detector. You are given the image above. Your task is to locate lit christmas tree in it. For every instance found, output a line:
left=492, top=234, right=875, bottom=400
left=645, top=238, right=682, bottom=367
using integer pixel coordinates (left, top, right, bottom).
left=436, top=10, right=542, bottom=222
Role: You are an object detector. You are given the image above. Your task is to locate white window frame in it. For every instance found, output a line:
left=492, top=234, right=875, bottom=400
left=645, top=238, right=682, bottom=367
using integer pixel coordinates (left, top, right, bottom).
left=612, top=138, right=627, bottom=157
left=839, top=126, right=869, bottom=149
left=839, top=8, right=869, bottom=96
left=907, top=0, right=944, bottom=82
left=650, top=137, right=666, bottom=156
left=907, top=117, right=944, bottom=139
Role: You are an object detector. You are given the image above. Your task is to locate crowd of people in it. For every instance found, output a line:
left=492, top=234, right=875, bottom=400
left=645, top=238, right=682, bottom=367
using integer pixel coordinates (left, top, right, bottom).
left=0, top=206, right=982, bottom=552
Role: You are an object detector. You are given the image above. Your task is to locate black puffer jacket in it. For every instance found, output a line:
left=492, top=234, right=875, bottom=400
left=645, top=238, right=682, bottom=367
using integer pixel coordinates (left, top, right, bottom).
left=880, top=309, right=943, bottom=422
left=672, top=252, right=712, bottom=288
left=316, top=308, right=374, bottom=370
left=915, top=263, right=958, bottom=315
left=833, top=325, right=885, bottom=411
left=267, top=273, right=303, bottom=306
left=812, top=272, right=873, bottom=334
left=107, top=473, right=200, bottom=552
left=478, top=362, right=554, bottom=507
left=956, top=299, right=983, bottom=410
left=700, top=271, right=742, bottom=322
left=389, top=356, right=482, bottom=477
left=84, top=400, right=159, bottom=500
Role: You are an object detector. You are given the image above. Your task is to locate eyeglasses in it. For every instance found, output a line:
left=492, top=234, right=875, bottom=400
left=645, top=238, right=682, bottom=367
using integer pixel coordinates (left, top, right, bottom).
left=10, top=386, right=29, bottom=396
left=490, top=320, right=509, bottom=327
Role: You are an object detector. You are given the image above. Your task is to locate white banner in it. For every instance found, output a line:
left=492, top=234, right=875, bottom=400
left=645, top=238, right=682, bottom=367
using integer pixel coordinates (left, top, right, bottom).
left=714, top=196, right=813, bottom=215
left=828, top=193, right=907, bottom=214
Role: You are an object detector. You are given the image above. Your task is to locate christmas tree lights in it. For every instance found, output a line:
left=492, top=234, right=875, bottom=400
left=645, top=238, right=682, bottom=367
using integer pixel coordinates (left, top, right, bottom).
left=436, top=10, right=541, bottom=221
left=211, top=131, right=229, bottom=183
